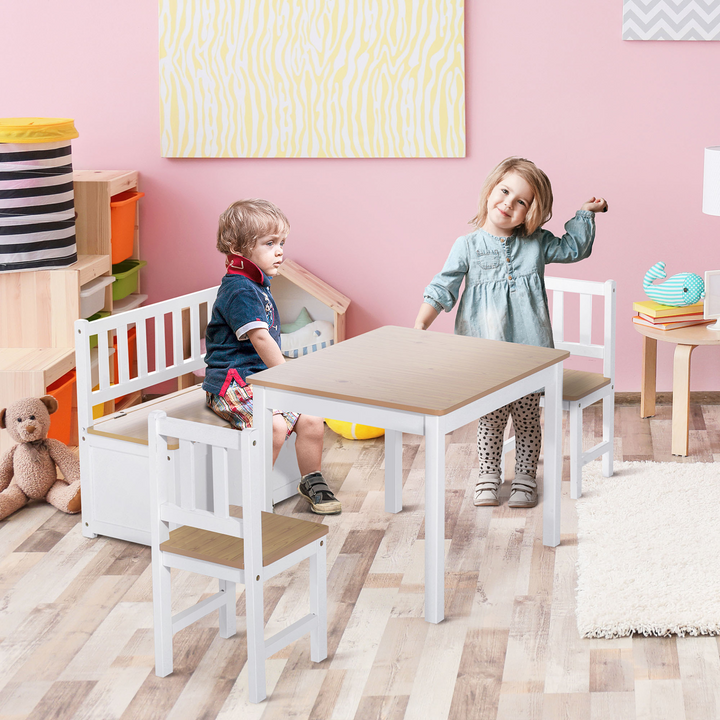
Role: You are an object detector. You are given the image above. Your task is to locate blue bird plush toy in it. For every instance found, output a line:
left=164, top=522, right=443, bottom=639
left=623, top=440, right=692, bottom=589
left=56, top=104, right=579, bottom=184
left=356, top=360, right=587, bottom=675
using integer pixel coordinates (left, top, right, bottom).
left=643, top=262, right=705, bottom=307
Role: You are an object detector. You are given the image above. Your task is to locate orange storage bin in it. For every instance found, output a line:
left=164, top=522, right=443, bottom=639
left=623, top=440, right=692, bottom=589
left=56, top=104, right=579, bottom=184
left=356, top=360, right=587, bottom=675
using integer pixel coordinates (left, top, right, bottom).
left=110, top=190, right=144, bottom=264
left=46, top=369, right=76, bottom=445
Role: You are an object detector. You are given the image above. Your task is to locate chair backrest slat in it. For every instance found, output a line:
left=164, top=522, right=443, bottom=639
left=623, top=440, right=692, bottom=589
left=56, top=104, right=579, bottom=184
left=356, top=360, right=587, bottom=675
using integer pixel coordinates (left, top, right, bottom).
left=97, top=330, right=111, bottom=389
left=212, top=445, right=232, bottom=519
left=116, top=321, right=130, bottom=385
left=552, top=290, right=565, bottom=345
left=178, top=439, right=198, bottom=511
left=136, top=319, right=148, bottom=377
left=579, top=293, right=593, bottom=347
left=603, top=279, right=616, bottom=381
left=172, top=309, right=184, bottom=372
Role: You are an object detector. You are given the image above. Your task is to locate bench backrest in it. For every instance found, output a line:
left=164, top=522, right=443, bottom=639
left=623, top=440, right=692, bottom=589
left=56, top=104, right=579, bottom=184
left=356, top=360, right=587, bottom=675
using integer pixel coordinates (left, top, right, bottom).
left=74, top=286, right=219, bottom=431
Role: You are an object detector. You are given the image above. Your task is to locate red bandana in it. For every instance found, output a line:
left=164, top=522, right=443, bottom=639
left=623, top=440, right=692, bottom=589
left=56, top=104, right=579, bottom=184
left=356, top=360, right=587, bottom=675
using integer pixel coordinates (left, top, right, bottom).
left=225, top=254, right=265, bottom=284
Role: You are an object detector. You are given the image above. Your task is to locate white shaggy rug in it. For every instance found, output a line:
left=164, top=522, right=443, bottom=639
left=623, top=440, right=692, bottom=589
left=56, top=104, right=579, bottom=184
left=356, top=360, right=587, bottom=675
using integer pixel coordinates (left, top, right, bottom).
left=575, top=460, right=720, bottom=638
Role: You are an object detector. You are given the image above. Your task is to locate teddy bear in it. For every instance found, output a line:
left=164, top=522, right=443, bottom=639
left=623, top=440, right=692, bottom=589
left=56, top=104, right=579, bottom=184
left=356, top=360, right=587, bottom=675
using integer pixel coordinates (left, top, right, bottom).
left=0, top=395, right=81, bottom=520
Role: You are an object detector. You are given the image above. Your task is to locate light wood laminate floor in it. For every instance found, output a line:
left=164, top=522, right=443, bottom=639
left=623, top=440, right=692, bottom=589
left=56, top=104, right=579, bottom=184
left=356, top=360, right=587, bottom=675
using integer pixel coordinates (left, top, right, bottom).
left=1, top=401, right=719, bottom=720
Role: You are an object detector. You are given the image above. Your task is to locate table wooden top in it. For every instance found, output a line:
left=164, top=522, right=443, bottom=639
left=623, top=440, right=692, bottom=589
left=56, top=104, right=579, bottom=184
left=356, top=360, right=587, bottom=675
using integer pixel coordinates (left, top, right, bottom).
left=633, top=322, right=720, bottom=346
left=248, top=326, right=569, bottom=416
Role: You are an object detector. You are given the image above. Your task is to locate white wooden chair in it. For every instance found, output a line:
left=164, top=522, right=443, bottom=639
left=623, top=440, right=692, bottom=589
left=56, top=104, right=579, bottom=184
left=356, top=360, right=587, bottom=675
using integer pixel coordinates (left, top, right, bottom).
left=148, top=410, right=328, bottom=703
left=503, top=277, right=616, bottom=498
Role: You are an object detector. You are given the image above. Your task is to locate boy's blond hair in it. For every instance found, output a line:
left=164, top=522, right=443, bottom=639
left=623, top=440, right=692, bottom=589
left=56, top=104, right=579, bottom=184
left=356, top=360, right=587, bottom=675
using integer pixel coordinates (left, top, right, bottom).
left=217, top=199, right=290, bottom=257
left=470, top=157, right=553, bottom=237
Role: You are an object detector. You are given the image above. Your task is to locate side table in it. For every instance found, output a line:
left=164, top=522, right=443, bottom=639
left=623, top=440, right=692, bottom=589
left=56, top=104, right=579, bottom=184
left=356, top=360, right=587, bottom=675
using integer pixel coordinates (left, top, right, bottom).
left=634, top=323, right=720, bottom=456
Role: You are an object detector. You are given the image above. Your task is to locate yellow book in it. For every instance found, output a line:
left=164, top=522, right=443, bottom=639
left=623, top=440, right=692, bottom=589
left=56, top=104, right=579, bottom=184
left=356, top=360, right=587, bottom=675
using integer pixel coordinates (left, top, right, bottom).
left=632, top=299, right=704, bottom=318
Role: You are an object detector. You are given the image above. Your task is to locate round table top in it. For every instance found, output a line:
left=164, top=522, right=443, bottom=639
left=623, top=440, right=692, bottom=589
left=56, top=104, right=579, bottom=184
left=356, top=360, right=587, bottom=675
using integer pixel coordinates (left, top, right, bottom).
left=633, top=321, right=720, bottom=345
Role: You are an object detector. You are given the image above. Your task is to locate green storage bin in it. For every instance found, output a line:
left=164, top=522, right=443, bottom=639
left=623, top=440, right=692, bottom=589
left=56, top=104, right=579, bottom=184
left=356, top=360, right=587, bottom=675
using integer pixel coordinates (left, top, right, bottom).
left=87, top=310, right=111, bottom=348
left=111, top=259, right=147, bottom=301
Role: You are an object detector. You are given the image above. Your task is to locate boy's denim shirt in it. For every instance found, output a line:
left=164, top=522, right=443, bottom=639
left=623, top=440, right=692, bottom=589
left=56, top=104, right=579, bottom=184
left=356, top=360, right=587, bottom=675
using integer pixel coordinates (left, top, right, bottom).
left=423, top=210, right=596, bottom=349
left=202, top=272, right=281, bottom=395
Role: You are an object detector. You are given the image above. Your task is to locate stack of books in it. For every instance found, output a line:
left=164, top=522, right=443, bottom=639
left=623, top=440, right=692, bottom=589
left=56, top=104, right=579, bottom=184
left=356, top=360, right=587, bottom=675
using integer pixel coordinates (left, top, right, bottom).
left=632, top=300, right=711, bottom=330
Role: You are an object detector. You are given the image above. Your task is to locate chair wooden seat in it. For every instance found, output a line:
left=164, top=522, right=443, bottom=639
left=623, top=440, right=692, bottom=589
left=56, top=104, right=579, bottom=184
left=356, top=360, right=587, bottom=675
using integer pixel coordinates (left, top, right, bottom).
left=562, top=368, right=612, bottom=403
left=161, top=507, right=328, bottom=568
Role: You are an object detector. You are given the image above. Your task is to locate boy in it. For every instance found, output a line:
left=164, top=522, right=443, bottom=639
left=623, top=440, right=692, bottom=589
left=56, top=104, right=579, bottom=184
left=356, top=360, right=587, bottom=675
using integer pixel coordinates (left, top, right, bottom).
left=203, top=199, right=341, bottom=514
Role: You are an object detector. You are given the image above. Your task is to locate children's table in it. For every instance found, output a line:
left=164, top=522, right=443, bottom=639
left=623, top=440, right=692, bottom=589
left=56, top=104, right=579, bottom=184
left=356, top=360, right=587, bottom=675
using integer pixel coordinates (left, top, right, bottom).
left=248, top=326, right=568, bottom=624
left=634, top=322, right=720, bottom=456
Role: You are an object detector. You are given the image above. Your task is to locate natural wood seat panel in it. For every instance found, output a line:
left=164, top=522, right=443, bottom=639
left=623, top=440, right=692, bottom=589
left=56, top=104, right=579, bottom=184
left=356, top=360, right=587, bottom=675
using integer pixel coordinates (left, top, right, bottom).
left=562, top=368, right=611, bottom=402
left=160, top=506, right=328, bottom=568
left=88, top=384, right=230, bottom=449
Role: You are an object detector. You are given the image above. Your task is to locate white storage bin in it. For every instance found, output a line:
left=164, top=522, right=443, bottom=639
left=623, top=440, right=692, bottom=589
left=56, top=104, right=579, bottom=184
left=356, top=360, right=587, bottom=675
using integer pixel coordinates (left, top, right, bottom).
left=112, top=293, right=148, bottom=314
left=80, top=275, right=115, bottom=318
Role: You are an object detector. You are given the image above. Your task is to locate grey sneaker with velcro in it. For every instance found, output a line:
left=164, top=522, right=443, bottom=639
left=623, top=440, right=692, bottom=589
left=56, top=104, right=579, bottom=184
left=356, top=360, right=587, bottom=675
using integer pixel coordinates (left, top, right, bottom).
left=298, top=472, right=342, bottom=515
left=508, top=473, right=538, bottom=508
left=474, top=473, right=501, bottom=507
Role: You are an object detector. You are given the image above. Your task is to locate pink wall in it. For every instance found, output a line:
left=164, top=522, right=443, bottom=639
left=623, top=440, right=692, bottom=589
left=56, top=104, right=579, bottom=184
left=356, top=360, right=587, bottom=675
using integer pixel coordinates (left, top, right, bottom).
left=4, top=0, right=720, bottom=391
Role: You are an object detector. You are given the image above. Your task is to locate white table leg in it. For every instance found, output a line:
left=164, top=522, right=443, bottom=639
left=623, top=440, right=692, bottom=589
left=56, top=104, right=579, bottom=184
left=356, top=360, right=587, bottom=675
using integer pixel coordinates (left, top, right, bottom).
left=424, top=415, right=445, bottom=624
left=385, top=429, right=403, bottom=513
left=252, top=385, right=274, bottom=512
left=542, top=363, right=563, bottom=547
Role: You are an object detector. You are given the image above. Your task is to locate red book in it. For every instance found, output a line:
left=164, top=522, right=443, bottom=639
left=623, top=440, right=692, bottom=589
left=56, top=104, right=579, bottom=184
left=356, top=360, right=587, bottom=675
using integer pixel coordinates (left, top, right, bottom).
left=633, top=315, right=713, bottom=331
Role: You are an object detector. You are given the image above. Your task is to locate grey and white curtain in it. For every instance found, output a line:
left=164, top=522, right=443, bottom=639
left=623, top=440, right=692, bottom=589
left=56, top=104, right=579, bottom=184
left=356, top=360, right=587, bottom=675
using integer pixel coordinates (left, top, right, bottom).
left=0, top=140, right=77, bottom=272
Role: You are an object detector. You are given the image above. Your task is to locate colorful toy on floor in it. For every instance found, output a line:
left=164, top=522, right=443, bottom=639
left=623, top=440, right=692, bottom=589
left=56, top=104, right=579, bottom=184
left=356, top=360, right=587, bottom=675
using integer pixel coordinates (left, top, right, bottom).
left=643, top=261, right=705, bottom=307
left=325, top=418, right=385, bottom=440
left=0, top=396, right=81, bottom=520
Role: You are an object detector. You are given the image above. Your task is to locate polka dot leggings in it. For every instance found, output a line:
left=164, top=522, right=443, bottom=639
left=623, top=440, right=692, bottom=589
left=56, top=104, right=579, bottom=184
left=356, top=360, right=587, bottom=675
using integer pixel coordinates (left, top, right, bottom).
left=477, top=392, right=542, bottom=478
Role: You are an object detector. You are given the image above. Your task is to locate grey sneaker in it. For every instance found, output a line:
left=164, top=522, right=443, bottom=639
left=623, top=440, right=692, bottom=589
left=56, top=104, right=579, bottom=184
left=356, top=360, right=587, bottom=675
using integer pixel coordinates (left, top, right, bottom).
left=474, top=474, right=501, bottom=507
left=298, top=472, right=342, bottom=515
left=508, top=473, right=538, bottom=508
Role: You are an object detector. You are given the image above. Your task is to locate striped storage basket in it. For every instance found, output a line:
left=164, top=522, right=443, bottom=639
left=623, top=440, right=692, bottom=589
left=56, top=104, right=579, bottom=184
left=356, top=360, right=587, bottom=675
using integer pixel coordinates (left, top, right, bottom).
left=0, top=118, right=79, bottom=272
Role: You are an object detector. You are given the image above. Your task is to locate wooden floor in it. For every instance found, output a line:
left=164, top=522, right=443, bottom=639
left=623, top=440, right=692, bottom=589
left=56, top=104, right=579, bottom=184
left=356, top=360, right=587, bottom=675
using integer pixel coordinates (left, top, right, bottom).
left=1, top=401, right=720, bottom=720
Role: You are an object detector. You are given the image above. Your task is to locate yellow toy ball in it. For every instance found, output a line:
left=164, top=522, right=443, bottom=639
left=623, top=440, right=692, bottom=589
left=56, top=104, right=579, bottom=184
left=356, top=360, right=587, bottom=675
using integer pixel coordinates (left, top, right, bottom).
left=325, top=418, right=385, bottom=440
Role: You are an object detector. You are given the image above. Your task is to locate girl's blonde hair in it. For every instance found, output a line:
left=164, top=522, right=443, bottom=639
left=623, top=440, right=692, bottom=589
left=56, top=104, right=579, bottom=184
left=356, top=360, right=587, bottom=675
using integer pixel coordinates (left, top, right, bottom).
left=470, top=157, right=553, bottom=237
left=217, top=199, right=290, bottom=257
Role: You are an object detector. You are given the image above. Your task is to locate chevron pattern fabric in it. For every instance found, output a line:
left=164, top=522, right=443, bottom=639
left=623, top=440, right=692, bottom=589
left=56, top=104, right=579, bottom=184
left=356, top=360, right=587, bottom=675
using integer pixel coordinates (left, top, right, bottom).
left=623, top=0, right=720, bottom=40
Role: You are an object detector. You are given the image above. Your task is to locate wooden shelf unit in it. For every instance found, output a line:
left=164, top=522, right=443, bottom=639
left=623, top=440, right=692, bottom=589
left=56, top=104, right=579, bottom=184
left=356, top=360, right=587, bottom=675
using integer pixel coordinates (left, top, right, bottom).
left=0, top=170, right=145, bottom=448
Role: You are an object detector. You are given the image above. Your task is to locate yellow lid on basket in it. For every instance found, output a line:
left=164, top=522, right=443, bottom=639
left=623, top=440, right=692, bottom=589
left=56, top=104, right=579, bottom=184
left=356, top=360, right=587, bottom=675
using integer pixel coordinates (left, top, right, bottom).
left=0, top=118, right=79, bottom=144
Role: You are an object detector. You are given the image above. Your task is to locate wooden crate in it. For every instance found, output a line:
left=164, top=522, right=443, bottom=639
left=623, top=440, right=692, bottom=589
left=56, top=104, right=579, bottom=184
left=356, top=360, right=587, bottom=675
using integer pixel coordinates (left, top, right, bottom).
left=74, top=170, right=140, bottom=260
left=0, top=255, right=110, bottom=349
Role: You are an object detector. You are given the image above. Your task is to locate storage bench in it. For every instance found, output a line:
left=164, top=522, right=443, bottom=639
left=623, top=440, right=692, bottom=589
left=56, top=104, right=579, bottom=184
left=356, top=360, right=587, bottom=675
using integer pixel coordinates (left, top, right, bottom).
left=75, top=286, right=300, bottom=546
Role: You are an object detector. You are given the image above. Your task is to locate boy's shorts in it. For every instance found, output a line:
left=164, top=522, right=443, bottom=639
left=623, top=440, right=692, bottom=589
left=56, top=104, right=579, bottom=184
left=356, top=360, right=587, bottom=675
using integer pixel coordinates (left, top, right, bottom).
left=206, top=378, right=299, bottom=438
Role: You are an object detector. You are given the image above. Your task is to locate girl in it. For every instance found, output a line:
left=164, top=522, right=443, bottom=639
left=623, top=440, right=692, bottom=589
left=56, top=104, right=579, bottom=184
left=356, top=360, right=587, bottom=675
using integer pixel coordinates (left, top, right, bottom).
left=414, top=157, right=607, bottom=508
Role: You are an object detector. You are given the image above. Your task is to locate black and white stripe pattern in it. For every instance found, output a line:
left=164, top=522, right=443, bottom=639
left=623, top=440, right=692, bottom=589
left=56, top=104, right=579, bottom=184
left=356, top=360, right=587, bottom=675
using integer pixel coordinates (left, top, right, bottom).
left=0, top=140, right=77, bottom=272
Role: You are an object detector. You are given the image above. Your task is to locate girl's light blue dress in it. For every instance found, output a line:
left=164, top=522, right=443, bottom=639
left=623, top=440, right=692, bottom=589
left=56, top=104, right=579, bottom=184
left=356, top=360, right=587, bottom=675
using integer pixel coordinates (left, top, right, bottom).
left=423, top=210, right=596, bottom=349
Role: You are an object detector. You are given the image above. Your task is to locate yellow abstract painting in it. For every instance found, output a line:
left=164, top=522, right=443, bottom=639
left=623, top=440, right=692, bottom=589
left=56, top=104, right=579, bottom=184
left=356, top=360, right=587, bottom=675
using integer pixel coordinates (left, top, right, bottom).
left=159, top=0, right=465, bottom=158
